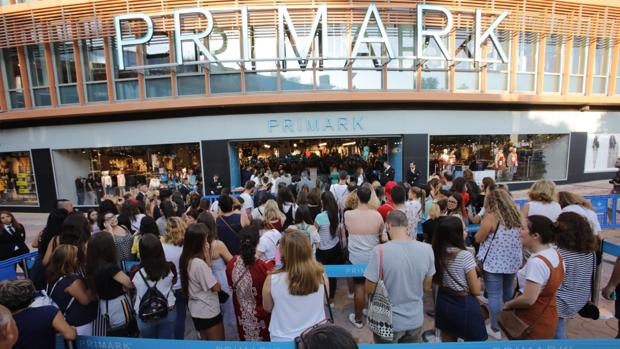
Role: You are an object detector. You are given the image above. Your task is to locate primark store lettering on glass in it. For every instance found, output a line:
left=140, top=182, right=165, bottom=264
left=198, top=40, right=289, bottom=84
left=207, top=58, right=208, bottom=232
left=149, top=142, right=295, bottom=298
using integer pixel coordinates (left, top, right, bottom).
left=0, top=0, right=619, bottom=211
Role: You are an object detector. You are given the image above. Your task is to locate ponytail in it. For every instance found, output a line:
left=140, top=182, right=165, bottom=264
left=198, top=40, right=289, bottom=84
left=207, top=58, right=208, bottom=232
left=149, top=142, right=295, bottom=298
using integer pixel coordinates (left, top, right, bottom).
left=240, top=238, right=256, bottom=266
left=238, top=222, right=261, bottom=267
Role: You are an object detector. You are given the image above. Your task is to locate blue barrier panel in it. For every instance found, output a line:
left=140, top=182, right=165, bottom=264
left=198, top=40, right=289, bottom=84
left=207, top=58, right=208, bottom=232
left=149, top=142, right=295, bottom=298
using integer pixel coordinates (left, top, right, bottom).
left=603, top=240, right=620, bottom=258
left=57, top=336, right=619, bottom=349
left=0, top=251, right=38, bottom=281
left=324, top=264, right=367, bottom=278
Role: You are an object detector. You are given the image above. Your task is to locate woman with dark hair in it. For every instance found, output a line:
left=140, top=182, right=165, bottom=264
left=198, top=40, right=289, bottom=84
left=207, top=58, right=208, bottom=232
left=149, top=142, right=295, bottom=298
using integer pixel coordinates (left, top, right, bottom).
left=314, top=191, right=341, bottom=303
left=285, top=205, right=320, bottom=255
left=87, top=209, right=99, bottom=234
left=276, top=187, right=297, bottom=230
left=216, top=195, right=249, bottom=256
left=432, top=216, right=487, bottom=342
left=503, top=215, right=564, bottom=340
left=99, top=199, right=118, bottom=216
left=132, top=234, right=176, bottom=339
left=297, top=323, right=358, bottom=349
left=0, top=210, right=28, bottom=262
left=31, top=209, right=69, bottom=289
left=251, top=191, right=271, bottom=221
left=450, top=177, right=469, bottom=221
left=123, top=200, right=145, bottom=233
left=180, top=223, right=223, bottom=340
left=156, top=201, right=177, bottom=236
left=226, top=222, right=275, bottom=341
left=98, top=211, right=133, bottom=262
left=307, top=188, right=322, bottom=221
left=553, top=212, right=598, bottom=339
left=42, top=212, right=91, bottom=267
left=131, top=215, right=162, bottom=259
left=86, top=233, right=135, bottom=337
left=46, top=244, right=97, bottom=335
left=446, top=192, right=464, bottom=219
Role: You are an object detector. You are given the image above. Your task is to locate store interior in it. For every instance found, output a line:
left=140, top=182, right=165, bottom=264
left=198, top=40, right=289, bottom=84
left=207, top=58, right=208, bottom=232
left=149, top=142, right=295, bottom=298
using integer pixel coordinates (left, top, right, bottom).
left=230, top=137, right=403, bottom=186
left=53, top=143, right=201, bottom=206
left=0, top=151, right=38, bottom=206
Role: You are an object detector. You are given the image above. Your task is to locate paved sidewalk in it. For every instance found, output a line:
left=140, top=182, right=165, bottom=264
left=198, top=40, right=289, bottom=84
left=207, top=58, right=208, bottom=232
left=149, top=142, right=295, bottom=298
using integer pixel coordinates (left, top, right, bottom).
left=9, top=179, right=620, bottom=342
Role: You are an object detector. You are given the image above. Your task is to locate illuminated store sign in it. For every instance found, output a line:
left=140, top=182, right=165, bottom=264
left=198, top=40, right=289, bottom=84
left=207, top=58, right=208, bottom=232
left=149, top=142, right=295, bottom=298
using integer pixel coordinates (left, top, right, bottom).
left=115, top=3, right=508, bottom=70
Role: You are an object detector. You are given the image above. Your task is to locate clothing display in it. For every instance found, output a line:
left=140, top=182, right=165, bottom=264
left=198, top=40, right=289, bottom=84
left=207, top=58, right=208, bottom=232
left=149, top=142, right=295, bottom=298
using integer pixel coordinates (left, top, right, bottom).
left=608, top=135, right=617, bottom=168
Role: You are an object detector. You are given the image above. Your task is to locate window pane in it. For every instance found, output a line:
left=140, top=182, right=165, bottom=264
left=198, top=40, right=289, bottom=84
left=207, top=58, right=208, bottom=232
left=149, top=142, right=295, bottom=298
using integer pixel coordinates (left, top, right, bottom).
left=516, top=74, right=536, bottom=92
left=487, top=71, right=508, bottom=91
left=594, top=39, right=611, bottom=76
left=616, top=77, right=620, bottom=95
left=9, top=91, right=25, bottom=109
left=421, top=30, right=449, bottom=91
left=3, top=48, right=23, bottom=90
left=145, top=78, right=172, bottom=98
left=352, top=70, right=382, bottom=90
left=0, top=151, right=39, bottom=206
left=32, top=88, right=51, bottom=106
left=421, top=71, right=448, bottom=90
left=210, top=74, right=241, bottom=94
left=144, top=33, right=171, bottom=78
left=86, top=83, right=108, bottom=102
left=26, top=44, right=49, bottom=87
left=115, top=80, right=139, bottom=100
left=111, top=38, right=138, bottom=79
left=516, top=32, right=537, bottom=92
left=59, top=85, right=78, bottom=104
left=245, top=72, right=277, bottom=92
left=544, top=34, right=563, bottom=74
left=317, top=70, right=348, bottom=90
left=570, top=37, right=588, bottom=75
left=455, top=71, right=479, bottom=91
left=54, top=42, right=77, bottom=84
left=592, top=77, right=607, bottom=95
left=486, top=30, right=510, bottom=92
left=281, top=71, right=313, bottom=91
left=81, top=38, right=107, bottom=82
left=177, top=75, right=205, bottom=96
left=387, top=70, right=416, bottom=90
left=569, top=75, right=585, bottom=94
left=543, top=75, right=561, bottom=93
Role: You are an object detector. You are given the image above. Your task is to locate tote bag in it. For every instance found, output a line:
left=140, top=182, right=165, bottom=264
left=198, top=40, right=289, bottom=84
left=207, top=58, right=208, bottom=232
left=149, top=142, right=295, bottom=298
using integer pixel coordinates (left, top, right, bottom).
left=367, top=245, right=393, bottom=341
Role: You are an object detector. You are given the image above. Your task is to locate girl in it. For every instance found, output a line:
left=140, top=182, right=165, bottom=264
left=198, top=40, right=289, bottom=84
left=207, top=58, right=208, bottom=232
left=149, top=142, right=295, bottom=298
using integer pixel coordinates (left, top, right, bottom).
left=263, top=199, right=286, bottom=231
left=131, top=216, right=160, bottom=259
left=86, top=209, right=99, bottom=234
left=314, top=191, right=341, bottom=303
left=0, top=210, right=28, bottom=261
left=285, top=205, right=320, bottom=255
left=98, top=211, right=133, bottom=262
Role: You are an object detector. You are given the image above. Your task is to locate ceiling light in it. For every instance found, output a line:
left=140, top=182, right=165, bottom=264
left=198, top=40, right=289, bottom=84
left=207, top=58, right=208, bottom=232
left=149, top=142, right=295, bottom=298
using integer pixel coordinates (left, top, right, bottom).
left=264, top=144, right=271, bottom=149
left=342, top=141, right=356, bottom=146
left=293, top=143, right=297, bottom=147
left=319, top=142, right=327, bottom=147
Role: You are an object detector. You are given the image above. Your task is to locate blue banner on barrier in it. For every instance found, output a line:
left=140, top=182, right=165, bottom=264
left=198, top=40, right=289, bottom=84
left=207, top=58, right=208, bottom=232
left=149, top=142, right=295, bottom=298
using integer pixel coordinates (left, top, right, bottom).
left=603, top=240, right=620, bottom=258
left=57, top=336, right=619, bottom=349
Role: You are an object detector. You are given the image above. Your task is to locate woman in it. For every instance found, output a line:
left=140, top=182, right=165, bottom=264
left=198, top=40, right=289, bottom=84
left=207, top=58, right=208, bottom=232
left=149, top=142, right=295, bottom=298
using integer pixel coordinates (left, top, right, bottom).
left=307, top=188, right=322, bottom=221
left=446, top=192, right=464, bottom=219
left=521, top=180, right=562, bottom=222
left=46, top=244, right=97, bottom=335
left=226, top=224, right=275, bottom=341
left=422, top=200, right=447, bottom=243
left=257, top=220, right=282, bottom=262
left=206, top=219, right=235, bottom=339
left=156, top=201, right=177, bottom=235
left=263, top=199, right=286, bottom=231
left=131, top=216, right=160, bottom=259
left=0, top=210, right=29, bottom=261
left=432, top=216, right=487, bottom=342
left=98, top=211, right=133, bottom=262
left=161, top=214, right=187, bottom=339
left=0, top=279, right=76, bottom=349
left=428, top=177, right=442, bottom=201
left=474, top=177, right=495, bottom=214
left=451, top=178, right=470, bottom=221
left=285, top=205, right=320, bottom=255
left=474, top=189, right=522, bottom=339
left=262, top=231, right=328, bottom=341
left=31, top=209, right=69, bottom=289
left=251, top=193, right=271, bottom=221
left=276, top=188, right=297, bottom=230
left=180, top=223, right=224, bottom=340
left=503, top=215, right=564, bottom=340
left=86, top=233, right=136, bottom=337
left=122, top=201, right=145, bottom=233
left=314, top=191, right=342, bottom=302
left=557, top=191, right=602, bottom=235
left=87, top=209, right=99, bottom=234
left=554, top=212, right=598, bottom=339
left=132, top=234, right=176, bottom=339
left=43, top=212, right=91, bottom=268
left=216, top=195, right=249, bottom=256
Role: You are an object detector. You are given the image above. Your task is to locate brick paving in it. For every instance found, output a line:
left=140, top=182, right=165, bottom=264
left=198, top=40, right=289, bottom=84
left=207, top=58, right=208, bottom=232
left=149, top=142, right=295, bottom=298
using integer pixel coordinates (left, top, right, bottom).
left=9, top=179, right=620, bottom=341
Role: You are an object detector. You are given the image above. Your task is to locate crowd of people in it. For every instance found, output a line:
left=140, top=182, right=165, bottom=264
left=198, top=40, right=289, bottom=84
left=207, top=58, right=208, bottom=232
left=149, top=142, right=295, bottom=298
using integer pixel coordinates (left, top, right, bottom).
left=0, top=164, right=619, bottom=348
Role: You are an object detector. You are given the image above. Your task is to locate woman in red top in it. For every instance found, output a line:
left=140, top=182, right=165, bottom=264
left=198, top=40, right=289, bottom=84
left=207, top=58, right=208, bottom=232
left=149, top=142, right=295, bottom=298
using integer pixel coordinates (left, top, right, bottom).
left=226, top=222, right=275, bottom=341
left=451, top=178, right=469, bottom=220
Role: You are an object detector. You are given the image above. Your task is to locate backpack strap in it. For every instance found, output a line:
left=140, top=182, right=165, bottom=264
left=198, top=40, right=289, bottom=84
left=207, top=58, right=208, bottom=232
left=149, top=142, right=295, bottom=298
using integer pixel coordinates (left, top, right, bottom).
left=138, top=268, right=158, bottom=289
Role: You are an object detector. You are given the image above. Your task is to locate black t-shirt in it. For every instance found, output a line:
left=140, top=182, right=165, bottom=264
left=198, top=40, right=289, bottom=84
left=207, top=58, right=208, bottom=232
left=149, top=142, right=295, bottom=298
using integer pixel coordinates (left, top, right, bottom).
left=94, top=263, right=125, bottom=300
left=49, top=274, right=97, bottom=326
left=75, top=178, right=85, bottom=190
left=422, top=218, right=441, bottom=243
left=13, top=306, right=58, bottom=349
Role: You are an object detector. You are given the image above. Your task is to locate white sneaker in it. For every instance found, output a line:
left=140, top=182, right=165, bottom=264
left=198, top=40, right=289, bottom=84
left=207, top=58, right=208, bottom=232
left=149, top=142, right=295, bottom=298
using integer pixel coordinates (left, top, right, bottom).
left=362, top=308, right=368, bottom=317
left=348, top=313, right=364, bottom=329
left=486, top=323, right=502, bottom=340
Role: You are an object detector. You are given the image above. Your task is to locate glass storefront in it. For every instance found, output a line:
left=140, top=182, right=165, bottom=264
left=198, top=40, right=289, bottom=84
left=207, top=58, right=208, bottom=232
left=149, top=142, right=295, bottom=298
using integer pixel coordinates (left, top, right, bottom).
left=52, top=143, right=202, bottom=206
left=429, top=134, right=570, bottom=183
left=0, top=151, right=38, bottom=206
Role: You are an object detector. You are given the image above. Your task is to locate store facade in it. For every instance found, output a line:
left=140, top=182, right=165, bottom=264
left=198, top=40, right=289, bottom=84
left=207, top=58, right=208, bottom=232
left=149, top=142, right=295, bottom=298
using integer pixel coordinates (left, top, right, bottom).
left=1, top=0, right=620, bottom=212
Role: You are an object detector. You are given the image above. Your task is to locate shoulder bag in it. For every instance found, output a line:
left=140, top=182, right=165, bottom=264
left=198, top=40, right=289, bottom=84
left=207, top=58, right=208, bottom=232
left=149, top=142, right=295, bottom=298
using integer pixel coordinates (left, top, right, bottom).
left=367, top=245, right=393, bottom=341
left=443, top=259, right=489, bottom=320
left=475, top=221, right=500, bottom=277
left=578, top=252, right=600, bottom=320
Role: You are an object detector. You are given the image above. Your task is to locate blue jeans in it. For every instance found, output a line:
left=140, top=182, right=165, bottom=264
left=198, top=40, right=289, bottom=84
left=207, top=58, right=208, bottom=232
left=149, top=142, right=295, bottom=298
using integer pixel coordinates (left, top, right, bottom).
left=174, top=289, right=187, bottom=339
left=137, top=310, right=176, bottom=339
left=555, top=317, right=567, bottom=339
left=484, top=272, right=516, bottom=329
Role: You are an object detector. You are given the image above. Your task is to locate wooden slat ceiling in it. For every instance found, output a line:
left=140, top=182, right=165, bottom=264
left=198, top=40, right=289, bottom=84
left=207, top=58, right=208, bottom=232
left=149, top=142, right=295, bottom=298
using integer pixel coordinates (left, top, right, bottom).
left=0, top=0, right=619, bottom=48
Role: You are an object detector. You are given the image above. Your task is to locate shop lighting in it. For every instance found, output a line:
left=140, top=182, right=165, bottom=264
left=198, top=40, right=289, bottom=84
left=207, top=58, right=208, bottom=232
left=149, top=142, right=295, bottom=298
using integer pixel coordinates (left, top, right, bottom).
left=264, top=144, right=271, bottom=149
left=342, top=141, right=356, bottom=146
left=318, top=142, right=327, bottom=147
left=293, top=143, right=297, bottom=147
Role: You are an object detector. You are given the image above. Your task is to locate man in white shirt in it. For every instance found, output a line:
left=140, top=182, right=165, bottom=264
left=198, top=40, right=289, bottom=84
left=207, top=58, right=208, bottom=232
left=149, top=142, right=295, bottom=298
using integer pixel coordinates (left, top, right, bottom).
left=329, top=171, right=349, bottom=212
left=239, top=180, right=255, bottom=218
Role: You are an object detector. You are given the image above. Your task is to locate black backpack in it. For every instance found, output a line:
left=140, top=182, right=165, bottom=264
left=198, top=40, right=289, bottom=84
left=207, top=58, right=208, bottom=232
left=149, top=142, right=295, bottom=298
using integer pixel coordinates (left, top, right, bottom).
left=137, top=269, right=169, bottom=322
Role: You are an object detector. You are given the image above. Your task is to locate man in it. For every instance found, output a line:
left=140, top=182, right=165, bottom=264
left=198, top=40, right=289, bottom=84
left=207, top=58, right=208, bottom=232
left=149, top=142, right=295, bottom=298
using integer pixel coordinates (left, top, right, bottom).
left=345, top=185, right=385, bottom=328
left=207, top=174, right=224, bottom=195
left=135, top=184, right=148, bottom=203
left=380, top=161, right=395, bottom=185
left=297, top=170, right=315, bottom=192
left=406, top=162, right=421, bottom=187
left=56, top=199, right=73, bottom=213
left=602, top=254, right=620, bottom=339
left=239, top=180, right=255, bottom=217
left=329, top=171, right=349, bottom=212
left=0, top=304, right=18, bottom=349
left=377, top=181, right=399, bottom=221
left=364, top=210, right=435, bottom=344
left=74, top=177, right=85, bottom=206
left=354, top=167, right=366, bottom=186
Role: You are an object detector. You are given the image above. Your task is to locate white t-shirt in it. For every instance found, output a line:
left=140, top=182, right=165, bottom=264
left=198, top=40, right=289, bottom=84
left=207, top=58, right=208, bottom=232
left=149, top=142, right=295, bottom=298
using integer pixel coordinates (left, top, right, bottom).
left=257, top=229, right=282, bottom=261
left=517, top=247, right=563, bottom=293
left=251, top=205, right=267, bottom=220
left=561, top=204, right=601, bottom=235
left=162, top=243, right=183, bottom=290
left=132, top=269, right=176, bottom=314
left=240, top=192, right=254, bottom=211
left=528, top=201, right=562, bottom=222
left=330, top=184, right=349, bottom=209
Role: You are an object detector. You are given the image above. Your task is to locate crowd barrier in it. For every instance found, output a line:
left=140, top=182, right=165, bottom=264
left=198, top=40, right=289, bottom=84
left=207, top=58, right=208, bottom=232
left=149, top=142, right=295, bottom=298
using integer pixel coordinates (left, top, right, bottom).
left=55, top=335, right=619, bottom=349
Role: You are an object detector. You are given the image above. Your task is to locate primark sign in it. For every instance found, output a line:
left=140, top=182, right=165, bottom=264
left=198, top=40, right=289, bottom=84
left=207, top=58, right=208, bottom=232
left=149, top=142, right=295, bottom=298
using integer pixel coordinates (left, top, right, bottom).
left=114, top=3, right=509, bottom=71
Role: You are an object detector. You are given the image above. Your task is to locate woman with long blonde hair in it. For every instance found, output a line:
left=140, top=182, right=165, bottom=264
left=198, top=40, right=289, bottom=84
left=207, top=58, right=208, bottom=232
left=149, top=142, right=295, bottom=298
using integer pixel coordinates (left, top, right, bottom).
left=262, top=231, right=328, bottom=342
left=474, top=188, right=522, bottom=339
left=263, top=199, right=286, bottom=231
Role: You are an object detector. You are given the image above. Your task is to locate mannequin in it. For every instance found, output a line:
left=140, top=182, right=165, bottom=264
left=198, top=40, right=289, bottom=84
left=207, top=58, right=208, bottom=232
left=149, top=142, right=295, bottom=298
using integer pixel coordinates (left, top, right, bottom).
left=101, top=171, right=113, bottom=196
left=116, top=172, right=126, bottom=195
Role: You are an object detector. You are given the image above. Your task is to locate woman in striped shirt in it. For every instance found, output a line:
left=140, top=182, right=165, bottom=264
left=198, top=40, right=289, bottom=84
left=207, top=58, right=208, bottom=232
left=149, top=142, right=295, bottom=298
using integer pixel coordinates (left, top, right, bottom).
left=553, top=212, right=599, bottom=339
